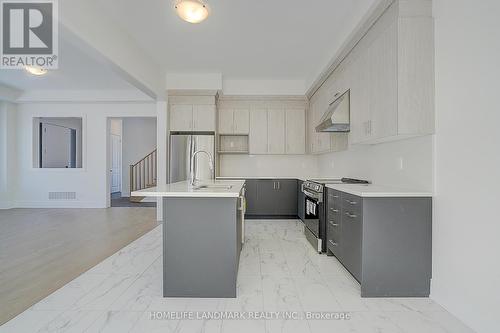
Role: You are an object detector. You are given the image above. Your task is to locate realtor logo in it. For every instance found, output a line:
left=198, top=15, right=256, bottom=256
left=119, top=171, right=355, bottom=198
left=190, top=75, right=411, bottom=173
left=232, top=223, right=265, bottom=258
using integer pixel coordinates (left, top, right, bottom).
left=1, top=0, right=58, bottom=69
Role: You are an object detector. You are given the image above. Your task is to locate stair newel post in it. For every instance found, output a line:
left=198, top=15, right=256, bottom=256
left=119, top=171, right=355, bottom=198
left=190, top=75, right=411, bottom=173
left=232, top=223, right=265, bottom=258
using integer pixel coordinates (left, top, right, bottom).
left=142, top=160, right=145, bottom=189
left=129, top=165, right=134, bottom=195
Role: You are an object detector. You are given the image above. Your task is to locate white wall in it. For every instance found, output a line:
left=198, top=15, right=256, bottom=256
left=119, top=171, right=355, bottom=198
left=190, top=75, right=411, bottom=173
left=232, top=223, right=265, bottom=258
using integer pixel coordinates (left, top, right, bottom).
left=317, top=135, right=434, bottom=190
left=13, top=102, right=156, bottom=208
left=121, top=117, right=157, bottom=196
left=431, top=1, right=500, bottom=332
left=155, top=101, right=168, bottom=221
left=0, top=102, right=17, bottom=209
left=219, top=154, right=318, bottom=180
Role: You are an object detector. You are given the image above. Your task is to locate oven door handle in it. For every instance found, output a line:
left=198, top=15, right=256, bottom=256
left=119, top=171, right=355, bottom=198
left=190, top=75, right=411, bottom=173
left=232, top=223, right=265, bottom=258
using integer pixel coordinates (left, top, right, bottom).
left=303, top=189, right=323, bottom=202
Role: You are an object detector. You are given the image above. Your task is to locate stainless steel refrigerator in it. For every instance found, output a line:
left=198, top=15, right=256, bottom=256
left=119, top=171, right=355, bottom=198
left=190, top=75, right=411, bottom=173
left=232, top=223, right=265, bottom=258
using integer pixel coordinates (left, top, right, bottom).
left=169, top=132, right=216, bottom=183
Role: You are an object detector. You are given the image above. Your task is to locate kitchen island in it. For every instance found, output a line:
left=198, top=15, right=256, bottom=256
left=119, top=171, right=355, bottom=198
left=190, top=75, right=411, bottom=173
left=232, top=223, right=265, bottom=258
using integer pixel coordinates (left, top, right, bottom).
left=132, top=179, right=245, bottom=298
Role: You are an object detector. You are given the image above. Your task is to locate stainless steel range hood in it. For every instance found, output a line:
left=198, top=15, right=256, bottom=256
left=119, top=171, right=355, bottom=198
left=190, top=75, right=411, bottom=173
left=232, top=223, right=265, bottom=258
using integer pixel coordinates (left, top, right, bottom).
left=315, top=89, right=350, bottom=133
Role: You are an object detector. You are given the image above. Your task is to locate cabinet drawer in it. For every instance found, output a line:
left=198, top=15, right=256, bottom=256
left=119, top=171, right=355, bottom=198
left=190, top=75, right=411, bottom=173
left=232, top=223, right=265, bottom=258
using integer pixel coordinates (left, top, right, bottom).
left=341, top=211, right=362, bottom=282
left=341, top=192, right=362, bottom=213
left=327, top=188, right=342, bottom=221
left=342, top=209, right=362, bottom=224
left=327, top=235, right=341, bottom=258
left=327, top=219, right=340, bottom=240
left=327, top=205, right=341, bottom=221
left=327, top=189, right=342, bottom=206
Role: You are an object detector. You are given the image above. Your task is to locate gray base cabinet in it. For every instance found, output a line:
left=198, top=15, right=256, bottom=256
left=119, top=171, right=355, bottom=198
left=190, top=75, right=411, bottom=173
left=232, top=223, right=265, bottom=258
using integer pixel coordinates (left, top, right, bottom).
left=245, top=179, right=298, bottom=218
left=326, top=188, right=432, bottom=297
left=297, top=180, right=305, bottom=221
left=163, top=197, right=241, bottom=298
left=244, top=179, right=258, bottom=215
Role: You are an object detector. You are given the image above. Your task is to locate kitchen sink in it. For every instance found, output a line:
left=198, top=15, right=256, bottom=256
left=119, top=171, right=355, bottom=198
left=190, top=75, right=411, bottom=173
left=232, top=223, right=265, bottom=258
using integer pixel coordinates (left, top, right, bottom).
left=192, top=184, right=233, bottom=190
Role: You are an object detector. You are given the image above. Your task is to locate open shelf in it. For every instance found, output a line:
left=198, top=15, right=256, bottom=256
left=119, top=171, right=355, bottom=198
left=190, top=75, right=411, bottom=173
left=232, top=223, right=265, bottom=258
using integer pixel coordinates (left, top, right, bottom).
left=218, top=134, right=249, bottom=154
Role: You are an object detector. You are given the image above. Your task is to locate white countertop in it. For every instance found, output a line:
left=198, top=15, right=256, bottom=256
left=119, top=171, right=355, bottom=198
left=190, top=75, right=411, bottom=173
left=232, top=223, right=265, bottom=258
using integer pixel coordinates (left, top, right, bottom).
left=131, top=180, right=245, bottom=198
left=325, top=183, right=432, bottom=198
left=216, top=176, right=310, bottom=181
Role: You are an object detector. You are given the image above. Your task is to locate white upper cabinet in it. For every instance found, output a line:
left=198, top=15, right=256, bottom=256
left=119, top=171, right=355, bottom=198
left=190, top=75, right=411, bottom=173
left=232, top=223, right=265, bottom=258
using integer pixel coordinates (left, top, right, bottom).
left=219, top=108, right=249, bottom=134
left=170, top=104, right=193, bottom=131
left=220, top=97, right=307, bottom=155
left=248, top=106, right=306, bottom=155
left=170, top=101, right=216, bottom=132
left=193, top=105, right=216, bottom=131
left=349, top=43, right=371, bottom=144
left=249, top=108, right=268, bottom=154
left=285, top=108, right=306, bottom=154
left=218, top=109, right=234, bottom=134
left=267, top=109, right=285, bottom=154
left=370, top=21, right=398, bottom=141
left=309, top=0, right=434, bottom=146
left=233, top=109, right=250, bottom=134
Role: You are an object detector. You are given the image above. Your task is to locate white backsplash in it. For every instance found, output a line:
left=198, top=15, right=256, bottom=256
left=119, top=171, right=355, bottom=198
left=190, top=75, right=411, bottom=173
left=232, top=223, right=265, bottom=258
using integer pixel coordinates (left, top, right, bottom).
left=220, top=135, right=433, bottom=191
left=219, top=154, right=318, bottom=179
left=317, top=135, right=434, bottom=191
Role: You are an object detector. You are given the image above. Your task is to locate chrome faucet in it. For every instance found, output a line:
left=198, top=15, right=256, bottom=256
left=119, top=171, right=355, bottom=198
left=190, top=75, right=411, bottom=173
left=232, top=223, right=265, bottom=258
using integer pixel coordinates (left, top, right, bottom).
left=190, top=150, right=214, bottom=186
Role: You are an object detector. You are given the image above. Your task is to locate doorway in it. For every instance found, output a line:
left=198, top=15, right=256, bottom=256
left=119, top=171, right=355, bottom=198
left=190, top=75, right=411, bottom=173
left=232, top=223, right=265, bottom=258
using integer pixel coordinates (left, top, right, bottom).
left=110, top=133, right=122, bottom=193
left=109, top=119, right=122, bottom=197
left=107, top=117, right=157, bottom=208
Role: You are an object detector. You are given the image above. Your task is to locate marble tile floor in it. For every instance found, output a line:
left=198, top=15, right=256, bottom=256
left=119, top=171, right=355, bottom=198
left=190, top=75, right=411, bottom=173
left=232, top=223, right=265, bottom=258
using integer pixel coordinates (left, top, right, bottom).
left=1, top=219, right=474, bottom=333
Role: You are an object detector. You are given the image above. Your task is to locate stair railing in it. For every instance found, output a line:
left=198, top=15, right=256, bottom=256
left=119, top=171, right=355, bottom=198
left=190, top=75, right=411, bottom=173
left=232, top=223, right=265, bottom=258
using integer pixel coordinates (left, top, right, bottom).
left=130, top=148, right=157, bottom=194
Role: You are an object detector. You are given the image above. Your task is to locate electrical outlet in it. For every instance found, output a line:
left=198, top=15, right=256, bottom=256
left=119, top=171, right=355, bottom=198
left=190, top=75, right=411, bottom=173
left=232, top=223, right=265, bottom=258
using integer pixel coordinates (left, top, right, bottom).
left=398, top=157, right=404, bottom=170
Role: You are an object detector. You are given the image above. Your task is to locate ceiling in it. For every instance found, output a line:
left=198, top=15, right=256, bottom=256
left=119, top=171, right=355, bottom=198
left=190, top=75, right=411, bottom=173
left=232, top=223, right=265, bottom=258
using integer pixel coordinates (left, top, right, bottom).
left=95, top=0, right=377, bottom=83
left=0, top=37, right=141, bottom=92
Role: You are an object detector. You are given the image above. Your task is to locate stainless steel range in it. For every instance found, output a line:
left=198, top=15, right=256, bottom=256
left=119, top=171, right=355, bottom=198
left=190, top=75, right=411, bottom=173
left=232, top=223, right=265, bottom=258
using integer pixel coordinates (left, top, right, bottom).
left=301, top=178, right=370, bottom=253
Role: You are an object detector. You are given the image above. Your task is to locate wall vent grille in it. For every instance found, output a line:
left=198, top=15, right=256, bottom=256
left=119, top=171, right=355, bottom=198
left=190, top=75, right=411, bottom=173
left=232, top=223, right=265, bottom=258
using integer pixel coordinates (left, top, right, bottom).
left=48, top=192, right=77, bottom=200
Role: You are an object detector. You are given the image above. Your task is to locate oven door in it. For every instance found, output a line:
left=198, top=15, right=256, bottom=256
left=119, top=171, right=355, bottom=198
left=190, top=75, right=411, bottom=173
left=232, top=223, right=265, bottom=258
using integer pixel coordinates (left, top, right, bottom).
left=303, top=194, right=321, bottom=238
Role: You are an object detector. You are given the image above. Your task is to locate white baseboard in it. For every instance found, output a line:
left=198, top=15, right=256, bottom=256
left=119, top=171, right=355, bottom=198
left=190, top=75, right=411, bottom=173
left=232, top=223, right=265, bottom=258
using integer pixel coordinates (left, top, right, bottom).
left=13, top=200, right=106, bottom=208
left=0, top=201, right=14, bottom=209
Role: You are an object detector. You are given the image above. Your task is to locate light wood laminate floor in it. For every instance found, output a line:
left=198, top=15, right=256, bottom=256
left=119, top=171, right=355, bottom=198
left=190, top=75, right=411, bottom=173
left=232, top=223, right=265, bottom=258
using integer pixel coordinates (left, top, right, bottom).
left=0, top=207, right=158, bottom=325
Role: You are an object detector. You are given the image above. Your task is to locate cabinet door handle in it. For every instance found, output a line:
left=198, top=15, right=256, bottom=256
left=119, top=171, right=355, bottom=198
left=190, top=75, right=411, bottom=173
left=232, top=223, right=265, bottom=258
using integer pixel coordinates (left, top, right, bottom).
left=345, top=212, right=357, bottom=218
left=329, top=221, right=339, bottom=227
left=329, top=208, right=339, bottom=213
left=331, top=195, right=339, bottom=199
left=345, top=199, right=357, bottom=205
left=276, top=181, right=280, bottom=190
left=329, top=240, right=338, bottom=247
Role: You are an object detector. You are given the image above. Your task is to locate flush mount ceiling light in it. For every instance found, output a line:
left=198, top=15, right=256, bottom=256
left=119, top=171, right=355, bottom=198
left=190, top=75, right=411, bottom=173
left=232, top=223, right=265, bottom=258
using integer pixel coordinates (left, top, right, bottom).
left=175, top=0, right=210, bottom=24
left=25, top=66, right=48, bottom=76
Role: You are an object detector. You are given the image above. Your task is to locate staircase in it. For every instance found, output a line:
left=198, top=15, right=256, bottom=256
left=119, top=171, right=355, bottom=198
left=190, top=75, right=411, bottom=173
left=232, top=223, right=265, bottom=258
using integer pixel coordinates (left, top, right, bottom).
left=129, top=149, right=157, bottom=202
